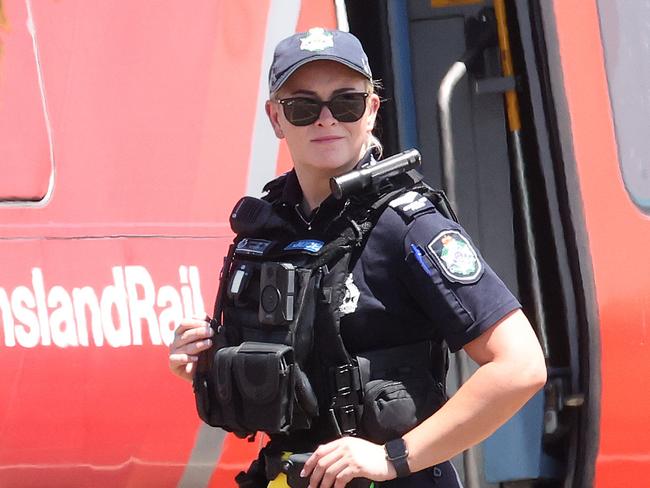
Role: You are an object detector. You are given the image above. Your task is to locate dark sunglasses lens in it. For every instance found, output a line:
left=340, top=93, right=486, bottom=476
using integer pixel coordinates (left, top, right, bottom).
left=281, top=93, right=368, bottom=126
left=329, top=93, right=367, bottom=122
left=283, top=98, right=321, bottom=126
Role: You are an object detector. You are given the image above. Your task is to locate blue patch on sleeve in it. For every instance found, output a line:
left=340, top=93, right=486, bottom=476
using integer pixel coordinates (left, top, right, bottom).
left=284, top=239, right=324, bottom=253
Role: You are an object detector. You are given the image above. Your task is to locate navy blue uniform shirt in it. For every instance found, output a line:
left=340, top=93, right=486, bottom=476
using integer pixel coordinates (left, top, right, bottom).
left=265, top=160, right=521, bottom=488
left=272, top=167, right=521, bottom=355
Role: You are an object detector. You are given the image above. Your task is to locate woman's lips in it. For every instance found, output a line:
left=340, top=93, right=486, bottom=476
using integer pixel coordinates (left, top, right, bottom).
left=311, top=135, right=344, bottom=143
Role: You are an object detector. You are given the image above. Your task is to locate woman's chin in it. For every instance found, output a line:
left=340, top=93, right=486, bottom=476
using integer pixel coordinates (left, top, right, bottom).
left=308, top=150, right=357, bottom=171
left=311, top=159, right=356, bottom=176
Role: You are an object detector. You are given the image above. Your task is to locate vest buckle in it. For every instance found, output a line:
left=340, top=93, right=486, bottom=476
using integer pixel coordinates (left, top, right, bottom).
left=332, top=364, right=362, bottom=396
left=328, top=363, right=363, bottom=436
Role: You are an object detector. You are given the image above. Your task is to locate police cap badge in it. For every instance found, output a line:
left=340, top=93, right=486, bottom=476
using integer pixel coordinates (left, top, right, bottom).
left=268, top=27, right=372, bottom=93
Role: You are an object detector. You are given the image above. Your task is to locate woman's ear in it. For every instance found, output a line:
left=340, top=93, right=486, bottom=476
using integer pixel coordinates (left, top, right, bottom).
left=265, top=100, right=285, bottom=139
left=365, top=93, right=381, bottom=132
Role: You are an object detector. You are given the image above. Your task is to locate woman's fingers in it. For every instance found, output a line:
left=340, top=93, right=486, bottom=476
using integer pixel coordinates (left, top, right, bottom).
left=303, top=437, right=394, bottom=487
left=169, top=352, right=196, bottom=381
left=169, top=316, right=214, bottom=381
left=332, top=467, right=357, bottom=488
left=303, top=442, right=339, bottom=478
left=172, top=337, right=213, bottom=355
left=169, top=352, right=198, bottom=366
left=317, top=457, right=351, bottom=488
left=174, top=319, right=213, bottom=346
left=304, top=441, right=345, bottom=488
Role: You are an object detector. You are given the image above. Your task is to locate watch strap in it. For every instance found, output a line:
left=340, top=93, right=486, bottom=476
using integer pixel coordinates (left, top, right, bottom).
left=384, top=438, right=411, bottom=478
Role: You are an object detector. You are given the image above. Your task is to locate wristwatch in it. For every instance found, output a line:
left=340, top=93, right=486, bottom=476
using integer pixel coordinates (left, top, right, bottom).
left=384, top=438, right=411, bottom=478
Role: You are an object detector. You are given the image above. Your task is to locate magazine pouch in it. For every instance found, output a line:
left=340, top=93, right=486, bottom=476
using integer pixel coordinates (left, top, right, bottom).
left=229, top=342, right=295, bottom=433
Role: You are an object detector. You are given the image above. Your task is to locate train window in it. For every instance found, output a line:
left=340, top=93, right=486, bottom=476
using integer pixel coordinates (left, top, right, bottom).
left=0, top=1, right=53, bottom=204
left=597, top=1, right=650, bottom=213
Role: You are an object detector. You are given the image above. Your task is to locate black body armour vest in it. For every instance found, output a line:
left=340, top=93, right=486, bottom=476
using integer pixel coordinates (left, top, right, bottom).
left=193, top=172, right=458, bottom=451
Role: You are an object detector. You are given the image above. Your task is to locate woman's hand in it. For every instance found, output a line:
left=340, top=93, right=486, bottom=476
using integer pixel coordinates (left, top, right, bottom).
left=302, top=436, right=396, bottom=488
left=168, top=316, right=214, bottom=382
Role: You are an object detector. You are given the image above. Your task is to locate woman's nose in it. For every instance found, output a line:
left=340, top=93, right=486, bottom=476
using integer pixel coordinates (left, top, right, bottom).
left=315, top=104, right=337, bottom=125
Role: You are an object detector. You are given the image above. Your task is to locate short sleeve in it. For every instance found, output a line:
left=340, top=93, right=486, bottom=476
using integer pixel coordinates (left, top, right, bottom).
left=399, top=210, right=521, bottom=352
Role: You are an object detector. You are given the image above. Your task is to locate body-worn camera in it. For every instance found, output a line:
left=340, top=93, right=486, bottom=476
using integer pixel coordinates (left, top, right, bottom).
left=259, top=262, right=296, bottom=325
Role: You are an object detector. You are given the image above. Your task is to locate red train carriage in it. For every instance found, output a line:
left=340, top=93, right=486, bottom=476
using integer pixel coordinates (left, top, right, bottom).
left=0, top=1, right=648, bottom=487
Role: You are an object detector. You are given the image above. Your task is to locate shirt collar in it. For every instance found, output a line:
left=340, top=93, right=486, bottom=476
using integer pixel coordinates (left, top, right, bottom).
left=278, top=149, right=377, bottom=206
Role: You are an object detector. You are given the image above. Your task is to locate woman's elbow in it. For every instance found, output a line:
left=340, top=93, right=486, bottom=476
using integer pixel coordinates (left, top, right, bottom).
left=508, top=313, right=548, bottom=393
left=529, top=358, right=548, bottom=392
left=518, top=345, right=547, bottom=394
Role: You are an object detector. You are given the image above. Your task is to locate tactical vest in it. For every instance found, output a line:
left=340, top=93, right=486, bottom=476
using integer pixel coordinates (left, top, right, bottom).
left=193, top=172, right=457, bottom=448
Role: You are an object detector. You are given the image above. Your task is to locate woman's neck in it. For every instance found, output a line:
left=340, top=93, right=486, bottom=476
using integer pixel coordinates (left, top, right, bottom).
left=294, top=146, right=370, bottom=214
left=294, top=166, right=333, bottom=214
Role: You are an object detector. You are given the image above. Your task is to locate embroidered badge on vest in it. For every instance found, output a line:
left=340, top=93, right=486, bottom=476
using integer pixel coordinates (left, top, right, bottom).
left=300, top=27, right=334, bottom=52
left=426, top=230, right=483, bottom=284
left=284, top=239, right=324, bottom=254
left=235, top=238, right=273, bottom=256
left=339, top=274, right=360, bottom=315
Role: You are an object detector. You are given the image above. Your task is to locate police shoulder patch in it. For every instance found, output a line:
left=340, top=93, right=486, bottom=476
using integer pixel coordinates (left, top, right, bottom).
left=426, top=230, right=483, bottom=284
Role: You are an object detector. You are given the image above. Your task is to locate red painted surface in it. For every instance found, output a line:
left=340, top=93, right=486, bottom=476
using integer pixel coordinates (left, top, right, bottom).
left=553, top=1, right=650, bottom=485
left=0, top=0, right=264, bottom=235
left=0, top=1, right=337, bottom=486
left=13, top=0, right=649, bottom=485
left=0, top=240, right=228, bottom=487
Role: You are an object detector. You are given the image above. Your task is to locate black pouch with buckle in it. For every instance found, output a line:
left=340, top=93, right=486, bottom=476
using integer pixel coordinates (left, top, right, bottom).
left=207, top=342, right=296, bottom=433
left=357, top=342, right=446, bottom=443
left=231, top=342, right=295, bottom=432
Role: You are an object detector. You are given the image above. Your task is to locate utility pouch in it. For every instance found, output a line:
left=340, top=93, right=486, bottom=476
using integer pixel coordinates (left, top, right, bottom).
left=360, top=374, right=441, bottom=444
left=213, top=342, right=296, bottom=433
left=361, top=379, right=419, bottom=443
left=236, top=342, right=295, bottom=432
left=356, top=342, right=445, bottom=443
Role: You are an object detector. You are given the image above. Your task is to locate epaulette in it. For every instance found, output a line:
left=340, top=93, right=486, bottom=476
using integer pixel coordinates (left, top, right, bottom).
left=388, top=185, right=459, bottom=224
left=388, top=190, right=437, bottom=223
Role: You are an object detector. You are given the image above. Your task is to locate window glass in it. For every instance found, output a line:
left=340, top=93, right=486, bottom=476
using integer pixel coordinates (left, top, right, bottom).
left=0, top=1, right=52, bottom=202
left=597, top=0, right=650, bottom=213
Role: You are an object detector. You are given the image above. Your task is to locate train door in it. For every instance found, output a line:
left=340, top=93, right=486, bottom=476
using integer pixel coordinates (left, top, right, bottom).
left=346, top=1, right=592, bottom=486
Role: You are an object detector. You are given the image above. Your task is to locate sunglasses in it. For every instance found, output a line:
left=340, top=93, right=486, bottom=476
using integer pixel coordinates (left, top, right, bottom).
left=276, top=92, right=369, bottom=126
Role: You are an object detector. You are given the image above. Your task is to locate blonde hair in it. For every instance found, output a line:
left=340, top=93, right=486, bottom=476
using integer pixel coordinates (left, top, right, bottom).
left=366, top=79, right=383, bottom=158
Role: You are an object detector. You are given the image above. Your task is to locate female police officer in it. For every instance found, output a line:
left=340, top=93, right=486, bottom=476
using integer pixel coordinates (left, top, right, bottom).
left=169, top=27, right=546, bottom=488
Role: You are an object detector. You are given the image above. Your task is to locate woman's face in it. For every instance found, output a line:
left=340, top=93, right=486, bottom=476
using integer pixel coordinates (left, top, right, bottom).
left=266, top=60, right=380, bottom=178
